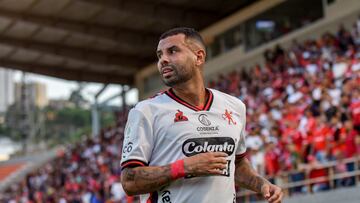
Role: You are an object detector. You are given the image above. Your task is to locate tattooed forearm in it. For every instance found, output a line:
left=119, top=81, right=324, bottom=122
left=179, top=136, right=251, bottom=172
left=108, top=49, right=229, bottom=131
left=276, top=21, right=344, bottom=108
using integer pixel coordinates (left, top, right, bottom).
left=234, top=157, right=269, bottom=193
left=124, top=167, right=136, bottom=181
left=240, top=174, right=266, bottom=192
left=121, top=165, right=173, bottom=195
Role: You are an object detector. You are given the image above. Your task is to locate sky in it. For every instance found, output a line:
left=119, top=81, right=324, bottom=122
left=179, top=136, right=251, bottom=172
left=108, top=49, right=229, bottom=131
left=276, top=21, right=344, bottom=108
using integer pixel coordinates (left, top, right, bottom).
left=12, top=70, right=139, bottom=106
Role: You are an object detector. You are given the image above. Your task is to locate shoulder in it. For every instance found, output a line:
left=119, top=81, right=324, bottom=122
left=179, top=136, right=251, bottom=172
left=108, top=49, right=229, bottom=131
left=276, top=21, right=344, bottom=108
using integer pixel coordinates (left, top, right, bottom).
left=131, top=91, right=168, bottom=114
left=210, top=88, right=246, bottom=110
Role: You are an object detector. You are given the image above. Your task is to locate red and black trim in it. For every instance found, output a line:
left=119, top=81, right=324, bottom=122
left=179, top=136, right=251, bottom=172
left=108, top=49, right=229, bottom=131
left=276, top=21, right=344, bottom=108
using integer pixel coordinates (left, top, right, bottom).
left=235, top=151, right=248, bottom=162
left=121, top=159, right=148, bottom=170
left=165, top=88, right=214, bottom=111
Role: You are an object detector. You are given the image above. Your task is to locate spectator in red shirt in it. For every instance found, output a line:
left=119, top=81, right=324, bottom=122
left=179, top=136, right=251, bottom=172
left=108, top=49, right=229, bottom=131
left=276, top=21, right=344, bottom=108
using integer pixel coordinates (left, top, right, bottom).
left=350, top=89, right=360, bottom=132
left=264, top=141, right=280, bottom=176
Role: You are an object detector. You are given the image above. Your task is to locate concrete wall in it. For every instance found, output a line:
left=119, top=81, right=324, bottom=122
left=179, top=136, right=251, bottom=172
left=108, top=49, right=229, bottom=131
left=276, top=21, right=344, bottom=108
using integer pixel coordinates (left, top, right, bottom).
left=204, top=3, right=360, bottom=82
left=258, top=186, right=360, bottom=203
left=326, top=0, right=360, bottom=19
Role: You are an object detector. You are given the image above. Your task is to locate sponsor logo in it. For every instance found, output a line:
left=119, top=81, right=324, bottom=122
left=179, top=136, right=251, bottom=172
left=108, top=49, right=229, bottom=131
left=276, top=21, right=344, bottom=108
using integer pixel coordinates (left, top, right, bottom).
left=196, top=126, right=219, bottom=131
left=198, top=114, right=211, bottom=126
left=182, top=137, right=234, bottom=177
left=174, top=110, right=188, bottom=122
left=161, top=190, right=171, bottom=203
left=222, top=109, right=237, bottom=125
left=122, top=141, right=133, bottom=158
left=123, top=142, right=133, bottom=153
left=182, top=137, right=235, bottom=156
left=196, top=114, right=219, bottom=133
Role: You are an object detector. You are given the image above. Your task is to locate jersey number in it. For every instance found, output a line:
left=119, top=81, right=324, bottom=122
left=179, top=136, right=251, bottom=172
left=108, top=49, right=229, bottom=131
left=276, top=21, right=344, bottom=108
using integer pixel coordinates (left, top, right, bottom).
left=221, top=160, right=231, bottom=177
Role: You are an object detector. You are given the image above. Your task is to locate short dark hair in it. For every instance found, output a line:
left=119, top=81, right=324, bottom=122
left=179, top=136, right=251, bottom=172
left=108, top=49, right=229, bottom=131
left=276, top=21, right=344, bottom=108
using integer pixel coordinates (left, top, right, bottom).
left=159, top=27, right=206, bottom=48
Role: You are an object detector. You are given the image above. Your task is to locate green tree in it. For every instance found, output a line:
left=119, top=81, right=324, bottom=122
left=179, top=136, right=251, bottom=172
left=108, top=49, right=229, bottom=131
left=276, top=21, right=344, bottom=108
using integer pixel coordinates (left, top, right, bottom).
left=44, top=107, right=91, bottom=144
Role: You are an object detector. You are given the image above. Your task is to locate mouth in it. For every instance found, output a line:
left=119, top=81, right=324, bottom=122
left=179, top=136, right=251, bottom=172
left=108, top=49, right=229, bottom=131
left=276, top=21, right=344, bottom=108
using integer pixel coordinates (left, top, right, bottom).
left=161, top=66, right=174, bottom=77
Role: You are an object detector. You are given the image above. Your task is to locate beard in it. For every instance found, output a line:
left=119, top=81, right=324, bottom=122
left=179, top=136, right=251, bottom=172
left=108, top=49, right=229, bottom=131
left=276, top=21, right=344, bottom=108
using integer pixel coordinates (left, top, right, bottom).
left=160, top=64, right=193, bottom=87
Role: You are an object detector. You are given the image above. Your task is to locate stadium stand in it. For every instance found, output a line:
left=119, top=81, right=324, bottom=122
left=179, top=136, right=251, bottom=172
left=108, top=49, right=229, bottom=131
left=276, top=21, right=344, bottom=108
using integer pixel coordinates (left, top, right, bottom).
left=0, top=110, right=131, bottom=203
left=209, top=19, right=360, bottom=202
left=2, top=1, right=360, bottom=202
left=1, top=21, right=359, bottom=203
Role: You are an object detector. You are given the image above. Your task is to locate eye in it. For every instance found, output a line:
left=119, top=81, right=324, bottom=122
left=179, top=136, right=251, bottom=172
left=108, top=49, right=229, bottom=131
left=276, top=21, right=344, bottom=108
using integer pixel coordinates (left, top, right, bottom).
left=169, top=49, right=176, bottom=54
left=168, top=47, right=179, bottom=54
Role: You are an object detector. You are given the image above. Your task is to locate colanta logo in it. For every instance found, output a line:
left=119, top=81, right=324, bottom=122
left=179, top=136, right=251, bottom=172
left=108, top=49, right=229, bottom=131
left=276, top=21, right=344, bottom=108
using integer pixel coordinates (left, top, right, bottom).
left=198, top=114, right=211, bottom=126
left=182, top=137, right=235, bottom=156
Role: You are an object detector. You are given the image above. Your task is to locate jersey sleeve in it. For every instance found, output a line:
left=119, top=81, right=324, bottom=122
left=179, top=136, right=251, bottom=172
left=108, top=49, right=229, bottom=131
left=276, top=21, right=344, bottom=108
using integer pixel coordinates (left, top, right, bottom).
left=235, top=102, right=247, bottom=159
left=121, top=108, right=154, bottom=170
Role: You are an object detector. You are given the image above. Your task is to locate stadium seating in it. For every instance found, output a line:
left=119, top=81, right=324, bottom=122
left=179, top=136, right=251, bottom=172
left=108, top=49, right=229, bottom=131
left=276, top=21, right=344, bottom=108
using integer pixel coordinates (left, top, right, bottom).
left=209, top=21, right=360, bottom=200
left=1, top=23, right=360, bottom=203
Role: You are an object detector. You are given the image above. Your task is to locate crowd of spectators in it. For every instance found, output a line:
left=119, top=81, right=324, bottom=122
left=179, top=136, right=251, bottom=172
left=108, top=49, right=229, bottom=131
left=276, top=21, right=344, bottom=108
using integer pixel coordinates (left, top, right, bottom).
left=2, top=21, right=360, bottom=203
left=0, top=110, right=134, bottom=203
left=209, top=22, right=360, bottom=193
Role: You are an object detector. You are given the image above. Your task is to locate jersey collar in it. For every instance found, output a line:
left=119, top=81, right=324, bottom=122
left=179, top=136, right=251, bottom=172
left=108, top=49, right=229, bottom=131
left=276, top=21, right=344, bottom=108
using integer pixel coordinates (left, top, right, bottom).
left=165, top=88, right=214, bottom=111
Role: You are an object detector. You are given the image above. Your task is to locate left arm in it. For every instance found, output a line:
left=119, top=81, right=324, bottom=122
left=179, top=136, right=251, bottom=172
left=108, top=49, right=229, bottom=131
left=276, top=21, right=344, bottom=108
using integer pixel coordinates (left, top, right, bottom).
left=235, top=157, right=283, bottom=203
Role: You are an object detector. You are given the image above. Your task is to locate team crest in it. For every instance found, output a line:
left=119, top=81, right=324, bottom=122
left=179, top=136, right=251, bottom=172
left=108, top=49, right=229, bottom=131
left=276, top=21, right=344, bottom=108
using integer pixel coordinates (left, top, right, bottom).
left=174, top=110, right=188, bottom=122
left=222, top=109, right=236, bottom=125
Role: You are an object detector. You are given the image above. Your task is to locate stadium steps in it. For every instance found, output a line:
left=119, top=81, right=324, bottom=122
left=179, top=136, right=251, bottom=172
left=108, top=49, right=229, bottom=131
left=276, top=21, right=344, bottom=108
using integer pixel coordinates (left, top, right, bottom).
left=0, top=146, right=64, bottom=192
left=0, top=163, right=25, bottom=181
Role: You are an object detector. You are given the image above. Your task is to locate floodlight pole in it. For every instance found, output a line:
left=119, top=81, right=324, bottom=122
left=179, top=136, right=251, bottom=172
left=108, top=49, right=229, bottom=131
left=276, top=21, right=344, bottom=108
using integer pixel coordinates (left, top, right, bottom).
left=121, top=85, right=130, bottom=112
left=91, top=85, right=131, bottom=137
left=20, top=72, right=29, bottom=153
left=91, top=84, right=108, bottom=137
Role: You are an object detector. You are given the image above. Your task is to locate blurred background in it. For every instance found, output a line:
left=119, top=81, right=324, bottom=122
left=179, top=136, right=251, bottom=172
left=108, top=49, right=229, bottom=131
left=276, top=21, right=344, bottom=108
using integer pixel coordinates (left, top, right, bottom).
left=0, top=0, right=359, bottom=202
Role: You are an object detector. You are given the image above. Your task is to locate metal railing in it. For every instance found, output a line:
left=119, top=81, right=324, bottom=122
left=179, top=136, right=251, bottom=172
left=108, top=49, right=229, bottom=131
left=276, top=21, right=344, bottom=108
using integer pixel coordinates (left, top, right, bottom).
left=236, top=156, right=360, bottom=202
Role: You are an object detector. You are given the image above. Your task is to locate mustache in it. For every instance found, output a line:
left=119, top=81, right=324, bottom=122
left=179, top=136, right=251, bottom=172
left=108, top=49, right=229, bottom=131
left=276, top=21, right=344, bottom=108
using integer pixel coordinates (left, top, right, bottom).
left=161, top=64, right=176, bottom=69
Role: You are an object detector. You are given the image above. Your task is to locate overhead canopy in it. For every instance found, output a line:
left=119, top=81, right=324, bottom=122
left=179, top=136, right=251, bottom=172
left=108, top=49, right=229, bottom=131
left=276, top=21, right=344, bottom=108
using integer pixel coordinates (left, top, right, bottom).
left=0, top=0, right=256, bottom=85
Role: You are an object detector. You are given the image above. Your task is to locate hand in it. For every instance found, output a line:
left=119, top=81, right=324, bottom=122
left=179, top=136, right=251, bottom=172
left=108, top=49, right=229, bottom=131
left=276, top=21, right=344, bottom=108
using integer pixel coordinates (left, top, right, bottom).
left=261, top=183, right=283, bottom=203
left=183, top=152, right=228, bottom=176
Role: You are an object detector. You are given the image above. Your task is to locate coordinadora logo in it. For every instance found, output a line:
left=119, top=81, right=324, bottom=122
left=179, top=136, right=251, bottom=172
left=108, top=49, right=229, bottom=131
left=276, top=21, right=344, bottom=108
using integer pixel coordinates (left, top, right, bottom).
left=198, top=114, right=211, bottom=126
left=182, top=137, right=235, bottom=156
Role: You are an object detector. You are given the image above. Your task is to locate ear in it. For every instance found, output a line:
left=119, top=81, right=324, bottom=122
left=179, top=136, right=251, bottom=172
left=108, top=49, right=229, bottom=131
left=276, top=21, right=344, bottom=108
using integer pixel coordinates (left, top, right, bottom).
left=195, top=49, right=206, bottom=66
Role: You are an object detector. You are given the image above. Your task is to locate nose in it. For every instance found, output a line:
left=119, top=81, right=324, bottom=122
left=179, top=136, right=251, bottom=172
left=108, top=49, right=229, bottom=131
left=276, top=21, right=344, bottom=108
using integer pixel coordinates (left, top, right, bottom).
left=158, top=54, right=169, bottom=67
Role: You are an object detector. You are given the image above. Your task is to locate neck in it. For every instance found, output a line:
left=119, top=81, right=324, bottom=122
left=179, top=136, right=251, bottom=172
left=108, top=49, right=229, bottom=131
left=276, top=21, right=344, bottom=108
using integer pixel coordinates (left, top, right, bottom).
left=172, top=79, right=207, bottom=107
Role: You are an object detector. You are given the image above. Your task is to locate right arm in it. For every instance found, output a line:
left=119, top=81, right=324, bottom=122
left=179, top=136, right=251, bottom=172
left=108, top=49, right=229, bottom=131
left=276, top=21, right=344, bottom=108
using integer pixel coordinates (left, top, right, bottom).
left=121, top=152, right=228, bottom=195
left=121, top=165, right=172, bottom=196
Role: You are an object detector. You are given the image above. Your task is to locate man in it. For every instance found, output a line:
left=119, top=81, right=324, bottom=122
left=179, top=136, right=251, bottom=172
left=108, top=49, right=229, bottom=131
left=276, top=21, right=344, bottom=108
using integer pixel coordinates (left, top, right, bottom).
left=121, top=27, right=283, bottom=203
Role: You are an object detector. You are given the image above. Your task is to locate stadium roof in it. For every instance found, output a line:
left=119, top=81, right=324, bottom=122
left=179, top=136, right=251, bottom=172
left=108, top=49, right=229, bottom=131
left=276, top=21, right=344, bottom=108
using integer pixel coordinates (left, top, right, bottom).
left=0, top=0, right=256, bottom=85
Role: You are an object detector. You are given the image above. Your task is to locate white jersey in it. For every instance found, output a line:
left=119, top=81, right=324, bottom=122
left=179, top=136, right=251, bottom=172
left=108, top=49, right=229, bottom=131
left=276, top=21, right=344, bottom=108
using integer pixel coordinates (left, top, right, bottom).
left=121, top=88, right=247, bottom=203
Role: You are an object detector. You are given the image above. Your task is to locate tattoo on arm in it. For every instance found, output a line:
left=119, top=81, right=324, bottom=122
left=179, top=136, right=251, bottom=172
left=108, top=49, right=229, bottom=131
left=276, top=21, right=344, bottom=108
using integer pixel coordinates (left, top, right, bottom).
left=122, top=165, right=173, bottom=195
left=234, top=157, right=268, bottom=193
left=124, top=168, right=136, bottom=181
left=241, top=173, right=265, bottom=192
